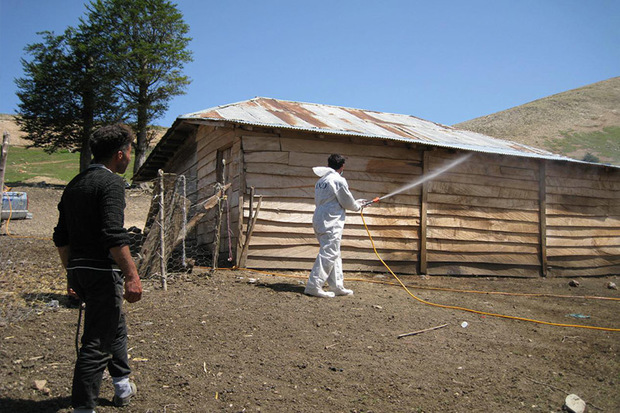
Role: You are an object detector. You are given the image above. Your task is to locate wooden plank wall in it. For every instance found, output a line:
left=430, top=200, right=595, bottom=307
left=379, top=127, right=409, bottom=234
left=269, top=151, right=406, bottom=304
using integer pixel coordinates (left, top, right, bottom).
left=194, top=126, right=242, bottom=265
left=425, top=151, right=542, bottom=277
left=242, top=132, right=423, bottom=273
left=164, top=132, right=198, bottom=204
left=545, top=162, right=620, bottom=276
left=187, top=125, right=619, bottom=277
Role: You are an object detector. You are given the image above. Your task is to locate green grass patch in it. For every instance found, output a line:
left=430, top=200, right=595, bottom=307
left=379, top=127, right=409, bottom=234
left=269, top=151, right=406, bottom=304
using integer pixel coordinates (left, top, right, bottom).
left=3, top=146, right=135, bottom=185
left=546, top=126, right=620, bottom=166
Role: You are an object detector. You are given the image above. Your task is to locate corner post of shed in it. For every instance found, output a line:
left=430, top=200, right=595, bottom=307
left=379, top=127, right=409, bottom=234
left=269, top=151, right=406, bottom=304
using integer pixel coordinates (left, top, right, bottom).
left=538, top=161, right=548, bottom=277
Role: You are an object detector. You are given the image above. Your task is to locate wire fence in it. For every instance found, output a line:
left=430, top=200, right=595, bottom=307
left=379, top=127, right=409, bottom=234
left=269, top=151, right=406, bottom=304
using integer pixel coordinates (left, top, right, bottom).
left=132, top=171, right=232, bottom=289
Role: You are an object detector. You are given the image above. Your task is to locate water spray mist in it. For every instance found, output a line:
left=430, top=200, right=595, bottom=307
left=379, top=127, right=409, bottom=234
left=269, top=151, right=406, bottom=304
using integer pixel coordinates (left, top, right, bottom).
left=363, top=153, right=472, bottom=206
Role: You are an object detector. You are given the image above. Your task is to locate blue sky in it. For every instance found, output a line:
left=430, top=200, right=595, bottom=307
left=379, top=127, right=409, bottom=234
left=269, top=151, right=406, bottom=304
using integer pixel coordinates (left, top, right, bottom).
left=1, top=0, right=618, bottom=128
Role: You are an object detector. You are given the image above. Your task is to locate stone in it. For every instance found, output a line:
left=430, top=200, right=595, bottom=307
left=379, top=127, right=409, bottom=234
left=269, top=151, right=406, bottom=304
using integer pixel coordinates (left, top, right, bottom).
left=568, top=280, right=580, bottom=287
left=32, top=380, right=47, bottom=391
left=563, top=394, right=586, bottom=413
left=607, top=282, right=617, bottom=290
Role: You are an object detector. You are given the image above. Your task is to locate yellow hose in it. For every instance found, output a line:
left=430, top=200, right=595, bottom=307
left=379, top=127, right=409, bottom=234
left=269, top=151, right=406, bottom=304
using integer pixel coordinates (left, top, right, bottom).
left=217, top=210, right=620, bottom=332
left=358, top=210, right=620, bottom=332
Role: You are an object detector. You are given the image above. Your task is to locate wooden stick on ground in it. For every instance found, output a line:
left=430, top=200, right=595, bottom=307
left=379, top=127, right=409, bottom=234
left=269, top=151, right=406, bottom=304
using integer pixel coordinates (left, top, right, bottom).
left=397, top=323, right=448, bottom=338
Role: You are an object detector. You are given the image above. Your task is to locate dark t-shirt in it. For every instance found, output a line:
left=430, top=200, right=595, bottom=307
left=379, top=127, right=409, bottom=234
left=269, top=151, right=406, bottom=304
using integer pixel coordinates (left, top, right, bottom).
left=53, top=165, right=130, bottom=263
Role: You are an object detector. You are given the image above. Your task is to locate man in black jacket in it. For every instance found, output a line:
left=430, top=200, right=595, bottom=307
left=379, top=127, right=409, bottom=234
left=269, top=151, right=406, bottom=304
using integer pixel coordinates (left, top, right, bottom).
left=54, top=124, right=142, bottom=413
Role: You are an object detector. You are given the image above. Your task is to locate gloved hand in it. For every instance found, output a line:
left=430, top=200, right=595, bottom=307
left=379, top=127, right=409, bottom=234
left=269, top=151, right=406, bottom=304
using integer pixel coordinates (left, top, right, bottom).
left=357, top=199, right=368, bottom=208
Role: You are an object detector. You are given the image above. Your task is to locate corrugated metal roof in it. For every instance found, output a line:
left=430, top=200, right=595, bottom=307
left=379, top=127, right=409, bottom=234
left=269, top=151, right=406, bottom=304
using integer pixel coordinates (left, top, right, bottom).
left=181, top=97, right=594, bottom=164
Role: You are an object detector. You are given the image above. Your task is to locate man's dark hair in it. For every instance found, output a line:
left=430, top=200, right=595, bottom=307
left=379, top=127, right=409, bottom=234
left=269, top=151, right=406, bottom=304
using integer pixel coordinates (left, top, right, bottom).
left=328, top=154, right=345, bottom=170
left=90, top=124, right=134, bottom=163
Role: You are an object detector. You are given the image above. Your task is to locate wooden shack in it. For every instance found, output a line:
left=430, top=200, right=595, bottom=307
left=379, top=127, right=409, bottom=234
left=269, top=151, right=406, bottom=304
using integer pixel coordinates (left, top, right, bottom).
left=134, top=97, right=620, bottom=277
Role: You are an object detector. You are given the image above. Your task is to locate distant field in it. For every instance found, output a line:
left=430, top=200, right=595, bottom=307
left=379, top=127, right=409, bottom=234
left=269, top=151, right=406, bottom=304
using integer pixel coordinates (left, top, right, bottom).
left=3, top=146, right=135, bottom=185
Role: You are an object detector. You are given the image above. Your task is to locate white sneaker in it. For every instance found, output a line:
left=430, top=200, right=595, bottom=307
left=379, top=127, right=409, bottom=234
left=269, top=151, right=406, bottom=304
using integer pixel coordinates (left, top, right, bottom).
left=304, top=287, right=335, bottom=298
left=332, top=287, right=354, bottom=296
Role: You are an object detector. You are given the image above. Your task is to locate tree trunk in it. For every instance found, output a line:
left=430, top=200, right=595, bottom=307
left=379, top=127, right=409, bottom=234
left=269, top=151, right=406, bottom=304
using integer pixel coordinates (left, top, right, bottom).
left=133, top=80, right=149, bottom=175
left=79, top=63, right=95, bottom=172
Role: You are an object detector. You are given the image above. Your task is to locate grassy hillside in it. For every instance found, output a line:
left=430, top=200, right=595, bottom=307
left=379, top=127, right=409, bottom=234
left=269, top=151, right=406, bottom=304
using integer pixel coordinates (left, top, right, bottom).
left=454, top=77, right=620, bottom=166
left=2, top=146, right=135, bottom=185
left=1, top=117, right=163, bottom=185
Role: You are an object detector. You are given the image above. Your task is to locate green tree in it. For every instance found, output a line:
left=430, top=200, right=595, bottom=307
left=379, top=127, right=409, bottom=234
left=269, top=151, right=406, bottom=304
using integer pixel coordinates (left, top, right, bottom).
left=87, top=0, right=193, bottom=174
left=15, top=27, right=123, bottom=172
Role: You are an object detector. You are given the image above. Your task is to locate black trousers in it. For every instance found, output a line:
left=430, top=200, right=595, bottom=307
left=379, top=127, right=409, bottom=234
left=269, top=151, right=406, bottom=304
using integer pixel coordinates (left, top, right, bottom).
left=67, top=263, right=131, bottom=409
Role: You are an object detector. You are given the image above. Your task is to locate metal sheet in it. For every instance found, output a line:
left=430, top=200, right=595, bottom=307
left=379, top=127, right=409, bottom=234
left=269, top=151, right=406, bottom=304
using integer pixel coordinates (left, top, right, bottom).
left=180, top=97, right=611, bottom=166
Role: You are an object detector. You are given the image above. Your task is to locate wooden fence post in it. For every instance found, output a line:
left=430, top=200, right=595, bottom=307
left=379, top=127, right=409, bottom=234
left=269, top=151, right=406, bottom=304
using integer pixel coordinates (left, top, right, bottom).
left=1, top=132, right=9, bottom=191
left=158, top=169, right=167, bottom=290
left=1, top=132, right=9, bottom=233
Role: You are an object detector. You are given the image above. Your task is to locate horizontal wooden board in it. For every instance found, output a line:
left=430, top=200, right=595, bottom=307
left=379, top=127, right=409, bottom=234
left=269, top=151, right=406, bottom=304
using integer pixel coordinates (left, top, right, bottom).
left=430, top=151, right=540, bottom=169
left=427, top=227, right=539, bottom=244
left=288, top=151, right=423, bottom=174
left=242, top=135, right=281, bottom=152
left=430, top=181, right=539, bottom=200
left=547, top=162, right=620, bottom=181
left=244, top=162, right=422, bottom=185
left=547, top=227, right=620, bottom=237
left=428, top=204, right=539, bottom=222
left=428, top=193, right=539, bottom=211
left=248, top=234, right=419, bottom=250
left=427, top=240, right=539, bottom=254
left=280, top=137, right=422, bottom=160
left=245, top=172, right=417, bottom=198
left=546, top=216, right=620, bottom=228
left=428, top=155, right=538, bottom=180
left=546, top=194, right=618, bottom=207
left=546, top=176, right=620, bottom=191
left=547, top=256, right=620, bottom=268
left=247, top=245, right=416, bottom=261
left=244, top=199, right=421, bottom=217
left=547, top=265, right=620, bottom=277
left=546, top=247, right=620, bottom=257
left=546, top=203, right=620, bottom=216
left=426, top=264, right=540, bottom=277
left=546, top=185, right=620, bottom=199
left=251, top=222, right=419, bottom=239
left=244, top=151, right=289, bottom=165
left=244, top=258, right=418, bottom=274
left=434, top=171, right=540, bottom=191
left=546, top=236, right=620, bottom=247
left=428, top=252, right=540, bottom=266
left=428, top=216, right=539, bottom=234
left=247, top=211, right=419, bottom=227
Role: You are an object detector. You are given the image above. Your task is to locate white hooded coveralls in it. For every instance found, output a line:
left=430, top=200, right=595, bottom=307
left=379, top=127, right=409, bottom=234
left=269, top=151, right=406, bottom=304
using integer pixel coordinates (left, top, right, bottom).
left=307, top=167, right=363, bottom=292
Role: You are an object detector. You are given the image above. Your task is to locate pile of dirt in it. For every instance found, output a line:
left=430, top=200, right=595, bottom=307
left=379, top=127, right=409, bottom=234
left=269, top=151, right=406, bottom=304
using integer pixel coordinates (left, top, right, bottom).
left=0, top=186, right=619, bottom=412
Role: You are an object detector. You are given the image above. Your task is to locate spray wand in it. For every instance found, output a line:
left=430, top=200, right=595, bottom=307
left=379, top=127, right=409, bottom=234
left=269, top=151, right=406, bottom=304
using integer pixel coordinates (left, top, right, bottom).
left=362, top=197, right=380, bottom=207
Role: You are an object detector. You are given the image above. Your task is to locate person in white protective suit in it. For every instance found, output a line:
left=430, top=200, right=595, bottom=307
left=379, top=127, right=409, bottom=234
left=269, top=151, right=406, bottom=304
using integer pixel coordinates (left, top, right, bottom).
left=305, top=154, right=366, bottom=298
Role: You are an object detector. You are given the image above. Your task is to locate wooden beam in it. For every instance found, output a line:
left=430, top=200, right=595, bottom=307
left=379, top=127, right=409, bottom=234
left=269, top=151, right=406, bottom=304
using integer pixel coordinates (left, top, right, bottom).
left=419, top=151, right=429, bottom=274
left=539, top=161, right=548, bottom=277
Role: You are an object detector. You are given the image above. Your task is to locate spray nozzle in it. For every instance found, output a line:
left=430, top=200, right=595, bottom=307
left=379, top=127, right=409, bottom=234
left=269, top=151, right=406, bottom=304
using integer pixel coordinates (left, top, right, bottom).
left=363, top=197, right=380, bottom=207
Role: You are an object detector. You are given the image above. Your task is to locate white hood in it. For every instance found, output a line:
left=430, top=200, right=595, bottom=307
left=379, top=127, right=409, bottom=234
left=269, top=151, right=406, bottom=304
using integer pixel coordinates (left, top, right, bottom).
left=312, top=166, right=333, bottom=177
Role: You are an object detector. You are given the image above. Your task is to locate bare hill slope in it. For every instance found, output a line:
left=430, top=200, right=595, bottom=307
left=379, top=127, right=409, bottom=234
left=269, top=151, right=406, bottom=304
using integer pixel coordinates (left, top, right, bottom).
left=454, top=77, right=620, bottom=164
left=0, top=114, right=29, bottom=146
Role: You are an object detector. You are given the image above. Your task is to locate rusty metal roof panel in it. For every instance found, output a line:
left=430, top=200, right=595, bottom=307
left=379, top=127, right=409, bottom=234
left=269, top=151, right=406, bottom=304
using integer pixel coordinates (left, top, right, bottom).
left=180, top=97, right=612, bottom=166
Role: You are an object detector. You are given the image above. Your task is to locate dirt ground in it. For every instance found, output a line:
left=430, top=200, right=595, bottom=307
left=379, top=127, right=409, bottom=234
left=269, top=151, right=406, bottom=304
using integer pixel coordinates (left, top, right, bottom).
left=1, top=186, right=619, bottom=412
